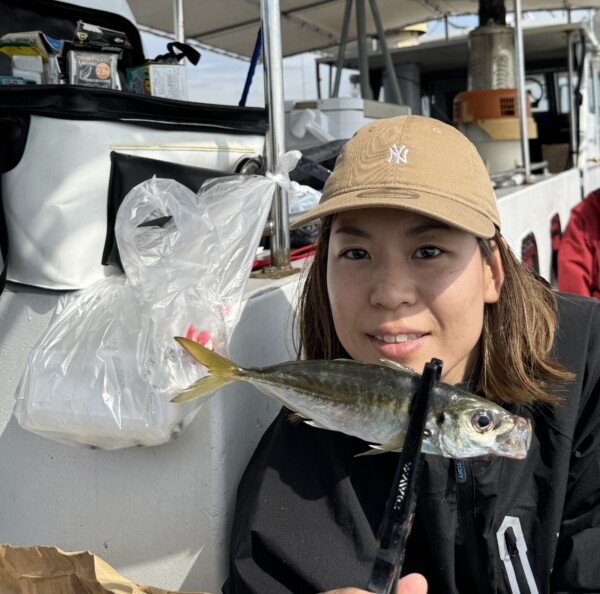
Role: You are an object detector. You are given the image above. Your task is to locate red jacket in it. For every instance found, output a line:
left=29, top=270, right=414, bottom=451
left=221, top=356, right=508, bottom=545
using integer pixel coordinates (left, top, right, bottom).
left=558, top=190, right=600, bottom=299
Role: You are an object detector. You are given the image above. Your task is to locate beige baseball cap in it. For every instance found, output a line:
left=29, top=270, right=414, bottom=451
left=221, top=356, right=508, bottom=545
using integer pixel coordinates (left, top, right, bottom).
left=291, top=114, right=500, bottom=238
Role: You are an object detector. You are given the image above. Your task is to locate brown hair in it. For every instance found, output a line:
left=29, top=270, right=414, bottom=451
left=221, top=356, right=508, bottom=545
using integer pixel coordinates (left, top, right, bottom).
left=295, top=216, right=573, bottom=406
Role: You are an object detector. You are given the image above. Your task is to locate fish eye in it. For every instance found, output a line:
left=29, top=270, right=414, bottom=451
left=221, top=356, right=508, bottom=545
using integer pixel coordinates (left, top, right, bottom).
left=471, top=411, right=494, bottom=433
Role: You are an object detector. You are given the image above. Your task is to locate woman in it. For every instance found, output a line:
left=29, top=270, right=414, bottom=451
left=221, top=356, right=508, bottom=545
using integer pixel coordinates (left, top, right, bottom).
left=224, top=116, right=600, bottom=593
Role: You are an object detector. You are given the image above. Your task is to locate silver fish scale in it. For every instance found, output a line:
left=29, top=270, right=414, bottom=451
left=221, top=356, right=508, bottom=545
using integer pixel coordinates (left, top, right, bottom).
left=243, top=359, right=431, bottom=446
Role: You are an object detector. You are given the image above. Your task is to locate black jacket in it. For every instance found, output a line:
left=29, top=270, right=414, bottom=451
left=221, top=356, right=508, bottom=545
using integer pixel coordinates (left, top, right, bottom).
left=225, top=293, right=600, bottom=593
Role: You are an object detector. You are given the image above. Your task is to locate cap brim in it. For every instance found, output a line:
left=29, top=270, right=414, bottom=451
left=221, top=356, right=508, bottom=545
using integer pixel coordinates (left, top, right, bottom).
left=290, top=188, right=497, bottom=239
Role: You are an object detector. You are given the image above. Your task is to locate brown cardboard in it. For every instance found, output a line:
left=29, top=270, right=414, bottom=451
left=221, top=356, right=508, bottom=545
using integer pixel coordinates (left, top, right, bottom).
left=0, top=544, right=210, bottom=594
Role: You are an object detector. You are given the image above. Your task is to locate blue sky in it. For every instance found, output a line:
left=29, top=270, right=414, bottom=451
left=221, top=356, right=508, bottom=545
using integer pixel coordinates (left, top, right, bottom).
left=141, top=31, right=339, bottom=107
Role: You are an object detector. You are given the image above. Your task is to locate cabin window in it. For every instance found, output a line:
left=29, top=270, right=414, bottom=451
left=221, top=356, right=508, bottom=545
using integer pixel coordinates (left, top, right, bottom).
left=557, top=72, right=578, bottom=115
left=521, top=232, right=539, bottom=274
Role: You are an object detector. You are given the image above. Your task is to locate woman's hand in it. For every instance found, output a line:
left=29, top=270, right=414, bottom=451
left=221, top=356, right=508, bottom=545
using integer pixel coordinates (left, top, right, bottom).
left=320, top=573, right=427, bottom=594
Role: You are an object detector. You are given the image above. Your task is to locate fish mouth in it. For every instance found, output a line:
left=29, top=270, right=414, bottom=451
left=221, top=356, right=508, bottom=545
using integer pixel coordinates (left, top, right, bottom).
left=494, top=416, right=532, bottom=460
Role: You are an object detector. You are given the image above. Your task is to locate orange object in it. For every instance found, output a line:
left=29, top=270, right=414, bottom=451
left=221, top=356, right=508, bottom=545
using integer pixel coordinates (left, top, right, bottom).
left=453, top=89, right=537, bottom=140
left=453, top=88, right=532, bottom=123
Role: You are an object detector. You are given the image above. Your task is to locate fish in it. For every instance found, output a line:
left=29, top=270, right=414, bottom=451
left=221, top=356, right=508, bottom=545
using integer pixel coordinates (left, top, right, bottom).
left=172, top=337, right=532, bottom=460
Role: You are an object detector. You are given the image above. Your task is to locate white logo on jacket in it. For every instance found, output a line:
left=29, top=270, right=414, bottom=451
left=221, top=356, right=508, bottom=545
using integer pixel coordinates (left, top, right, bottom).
left=496, top=516, right=539, bottom=594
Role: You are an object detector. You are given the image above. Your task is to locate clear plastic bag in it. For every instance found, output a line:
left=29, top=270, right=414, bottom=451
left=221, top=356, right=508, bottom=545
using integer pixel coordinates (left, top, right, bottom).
left=288, top=181, right=321, bottom=213
left=13, top=152, right=300, bottom=448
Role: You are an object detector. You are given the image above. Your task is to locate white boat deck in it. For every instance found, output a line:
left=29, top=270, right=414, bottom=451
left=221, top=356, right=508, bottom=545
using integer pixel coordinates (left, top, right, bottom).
left=0, top=270, right=303, bottom=593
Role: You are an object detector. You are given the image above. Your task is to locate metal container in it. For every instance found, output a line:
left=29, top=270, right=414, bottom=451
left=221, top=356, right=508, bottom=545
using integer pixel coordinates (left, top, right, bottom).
left=468, top=25, right=515, bottom=90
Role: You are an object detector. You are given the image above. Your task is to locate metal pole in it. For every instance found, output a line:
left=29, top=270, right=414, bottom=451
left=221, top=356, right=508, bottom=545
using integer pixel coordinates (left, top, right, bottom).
left=316, top=61, right=322, bottom=99
left=173, top=0, right=185, bottom=43
left=368, top=0, right=402, bottom=104
left=513, top=0, right=532, bottom=182
left=355, top=0, right=373, bottom=99
left=333, top=0, right=353, bottom=97
left=261, top=0, right=292, bottom=271
left=567, top=26, right=578, bottom=168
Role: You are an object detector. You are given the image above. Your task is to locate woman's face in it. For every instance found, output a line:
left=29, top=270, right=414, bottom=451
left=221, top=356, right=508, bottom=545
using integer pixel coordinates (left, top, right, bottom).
left=326, top=208, right=504, bottom=385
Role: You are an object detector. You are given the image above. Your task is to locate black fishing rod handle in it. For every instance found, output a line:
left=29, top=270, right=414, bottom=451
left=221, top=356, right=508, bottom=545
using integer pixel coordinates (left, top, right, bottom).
left=366, top=358, right=443, bottom=594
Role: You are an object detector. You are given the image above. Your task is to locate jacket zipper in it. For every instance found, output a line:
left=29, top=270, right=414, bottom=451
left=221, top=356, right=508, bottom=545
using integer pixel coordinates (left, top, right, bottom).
left=455, top=460, right=488, bottom=593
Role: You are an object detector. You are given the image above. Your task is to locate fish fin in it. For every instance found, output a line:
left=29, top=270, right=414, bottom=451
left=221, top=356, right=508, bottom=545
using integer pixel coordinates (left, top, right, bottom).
left=286, top=412, right=330, bottom=430
left=172, top=373, right=234, bottom=403
left=171, top=337, right=238, bottom=403
left=355, top=447, right=389, bottom=457
left=174, top=337, right=237, bottom=373
left=378, top=358, right=418, bottom=375
left=287, top=412, right=307, bottom=425
left=303, top=420, right=330, bottom=429
left=354, top=437, right=405, bottom=457
left=331, top=357, right=415, bottom=375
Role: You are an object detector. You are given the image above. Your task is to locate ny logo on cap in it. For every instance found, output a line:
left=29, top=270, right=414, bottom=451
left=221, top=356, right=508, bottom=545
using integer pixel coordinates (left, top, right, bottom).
left=388, top=144, right=409, bottom=164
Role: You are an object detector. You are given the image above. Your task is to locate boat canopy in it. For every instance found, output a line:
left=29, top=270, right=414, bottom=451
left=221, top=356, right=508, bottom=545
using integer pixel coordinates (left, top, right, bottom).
left=124, top=0, right=600, bottom=271
left=127, top=0, right=600, bottom=59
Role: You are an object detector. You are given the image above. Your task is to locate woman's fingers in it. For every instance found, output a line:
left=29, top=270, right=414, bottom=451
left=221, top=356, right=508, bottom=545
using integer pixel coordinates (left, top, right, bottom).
left=319, top=573, right=427, bottom=594
left=397, top=573, right=428, bottom=593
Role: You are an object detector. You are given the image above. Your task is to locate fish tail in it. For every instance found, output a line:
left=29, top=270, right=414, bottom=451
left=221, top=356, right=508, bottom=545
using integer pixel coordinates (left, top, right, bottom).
left=171, top=336, right=239, bottom=403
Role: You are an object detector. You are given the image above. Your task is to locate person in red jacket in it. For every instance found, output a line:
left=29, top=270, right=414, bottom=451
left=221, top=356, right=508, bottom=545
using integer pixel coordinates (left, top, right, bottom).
left=558, top=189, right=600, bottom=298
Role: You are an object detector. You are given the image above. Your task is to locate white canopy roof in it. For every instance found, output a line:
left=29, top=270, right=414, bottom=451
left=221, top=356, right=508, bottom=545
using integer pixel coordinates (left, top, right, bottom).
left=127, top=0, right=600, bottom=59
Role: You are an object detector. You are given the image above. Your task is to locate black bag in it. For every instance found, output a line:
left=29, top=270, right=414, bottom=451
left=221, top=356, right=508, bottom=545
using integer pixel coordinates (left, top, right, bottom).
left=0, top=0, right=267, bottom=295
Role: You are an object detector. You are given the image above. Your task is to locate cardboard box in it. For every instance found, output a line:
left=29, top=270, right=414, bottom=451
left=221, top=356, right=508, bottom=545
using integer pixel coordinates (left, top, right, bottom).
left=68, top=50, right=119, bottom=89
left=0, top=76, right=33, bottom=85
left=0, top=31, right=63, bottom=84
left=127, top=63, right=187, bottom=100
left=12, top=54, right=43, bottom=84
